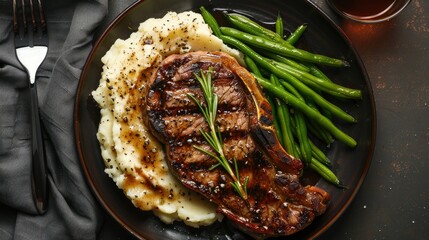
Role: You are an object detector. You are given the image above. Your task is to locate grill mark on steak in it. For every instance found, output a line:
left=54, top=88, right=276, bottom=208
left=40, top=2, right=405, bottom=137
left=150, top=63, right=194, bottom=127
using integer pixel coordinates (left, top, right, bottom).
left=163, top=78, right=245, bottom=109
left=145, top=51, right=330, bottom=237
left=160, top=110, right=249, bottom=139
left=168, top=134, right=256, bottom=168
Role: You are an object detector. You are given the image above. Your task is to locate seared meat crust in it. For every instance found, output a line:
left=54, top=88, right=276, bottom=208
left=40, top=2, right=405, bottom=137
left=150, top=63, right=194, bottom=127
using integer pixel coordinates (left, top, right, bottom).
left=145, top=51, right=329, bottom=237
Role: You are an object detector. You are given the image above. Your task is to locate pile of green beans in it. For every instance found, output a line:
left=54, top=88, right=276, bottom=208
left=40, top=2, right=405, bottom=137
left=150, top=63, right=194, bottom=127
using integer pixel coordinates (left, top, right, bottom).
left=200, top=7, right=361, bottom=186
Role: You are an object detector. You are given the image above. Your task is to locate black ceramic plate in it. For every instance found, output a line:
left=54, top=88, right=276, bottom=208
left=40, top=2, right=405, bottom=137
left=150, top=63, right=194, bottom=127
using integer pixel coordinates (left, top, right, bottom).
left=74, top=0, right=376, bottom=239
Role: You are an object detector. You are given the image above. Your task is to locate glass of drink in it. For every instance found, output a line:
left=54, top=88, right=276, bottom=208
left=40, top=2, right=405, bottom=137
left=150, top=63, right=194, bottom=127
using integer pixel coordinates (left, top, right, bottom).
left=327, top=0, right=411, bottom=23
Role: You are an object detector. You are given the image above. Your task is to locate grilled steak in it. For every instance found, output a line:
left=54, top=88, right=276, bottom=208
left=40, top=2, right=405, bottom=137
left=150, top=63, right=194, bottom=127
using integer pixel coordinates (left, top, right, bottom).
left=145, top=51, right=330, bottom=237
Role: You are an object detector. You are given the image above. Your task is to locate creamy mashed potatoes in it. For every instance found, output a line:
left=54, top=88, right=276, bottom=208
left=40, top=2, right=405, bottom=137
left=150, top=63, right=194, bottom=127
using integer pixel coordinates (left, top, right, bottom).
left=92, top=11, right=242, bottom=227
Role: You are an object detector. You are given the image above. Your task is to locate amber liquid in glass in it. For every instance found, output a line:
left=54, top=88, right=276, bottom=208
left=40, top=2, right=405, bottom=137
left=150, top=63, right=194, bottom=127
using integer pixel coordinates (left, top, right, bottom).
left=329, top=0, right=396, bottom=19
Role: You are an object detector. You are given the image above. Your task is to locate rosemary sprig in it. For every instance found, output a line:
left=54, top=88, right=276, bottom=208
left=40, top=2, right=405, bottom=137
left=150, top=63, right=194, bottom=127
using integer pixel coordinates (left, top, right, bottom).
left=188, top=67, right=249, bottom=200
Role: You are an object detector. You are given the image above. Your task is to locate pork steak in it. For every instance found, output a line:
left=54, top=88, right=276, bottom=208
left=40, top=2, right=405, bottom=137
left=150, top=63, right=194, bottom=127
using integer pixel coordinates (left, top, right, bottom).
left=145, top=51, right=330, bottom=237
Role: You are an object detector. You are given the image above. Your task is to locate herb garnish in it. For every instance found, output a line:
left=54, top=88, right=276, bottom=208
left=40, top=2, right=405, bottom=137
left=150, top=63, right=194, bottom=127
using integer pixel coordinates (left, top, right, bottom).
left=188, top=67, right=249, bottom=200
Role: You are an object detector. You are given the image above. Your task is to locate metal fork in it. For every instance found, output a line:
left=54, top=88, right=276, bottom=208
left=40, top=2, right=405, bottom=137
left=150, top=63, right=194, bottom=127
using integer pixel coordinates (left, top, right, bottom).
left=13, top=0, right=48, bottom=214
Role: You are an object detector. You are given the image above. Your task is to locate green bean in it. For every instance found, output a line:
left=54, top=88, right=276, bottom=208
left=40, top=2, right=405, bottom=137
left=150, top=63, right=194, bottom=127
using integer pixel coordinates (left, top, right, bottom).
left=290, top=140, right=336, bottom=186
left=274, top=61, right=349, bottom=99
left=272, top=60, right=362, bottom=99
left=307, top=64, right=332, bottom=82
left=275, top=14, right=284, bottom=39
left=200, top=6, right=221, bottom=37
left=270, top=75, right=297, bottom=156
left=279, top=83, right=333, bottom=145
left=253, top=75, right=357, bottom=147
left=293, top=65, right=361, bottom=99
left=278, top=79, right=311, bottom=164
left=244, top=55, right=262, bottom=77
left=225, top=13, right=293, bottom=49
left=258, top=67, right=272, bottom=77
left=277, top=71, right=356, bottom=123
left=276, top=99, right=296, bottom=155
left=304, top=93, right=334, bottom=134
left=310, top=157, right=340, bottom=186
left=309, top=140, right=330, bottom=166
left=292, top=118, right=313, bottom=166
left=304, top=63, right=352, bottom=119
left=292, top=143, right=303, bottom=160
left=302, top=117, right=323, bottom=142
left=294, top=111, right=312, bottom=164
left=308, top=93, right=334, bottom=122
left=225, top=13, right=282, bottom=42
left=225, top=13, right=296, bottom=52
left=286, top=24, right=308, bottom=45
left=306, top=119, right=335, bottom=145
left=220, top=27, right=349, bottom=67
left=279, top=80, right=304, bottom=100
left=263, top=52, right=310, bottom=72
left=270, top=73, right=280, bottom=87
left=274, top=81, right=308, bottom=157
left=295, top=147, right=339, bottom=185
left=218, top=35, right=357, bottom=123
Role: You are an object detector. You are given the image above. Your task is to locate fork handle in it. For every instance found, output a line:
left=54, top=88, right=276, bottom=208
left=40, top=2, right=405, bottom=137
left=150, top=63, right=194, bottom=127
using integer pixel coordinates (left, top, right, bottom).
left=30, top=84, right=48, bottom=214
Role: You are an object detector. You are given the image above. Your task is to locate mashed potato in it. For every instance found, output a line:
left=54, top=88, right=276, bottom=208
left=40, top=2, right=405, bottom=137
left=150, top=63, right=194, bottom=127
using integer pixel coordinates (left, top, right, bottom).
left=92, top=11, right=242, bottom=227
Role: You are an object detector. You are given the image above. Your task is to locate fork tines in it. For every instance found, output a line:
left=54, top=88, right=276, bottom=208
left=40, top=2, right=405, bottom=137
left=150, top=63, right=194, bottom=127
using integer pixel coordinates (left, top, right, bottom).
left=13, top=0, right=47, bottom=47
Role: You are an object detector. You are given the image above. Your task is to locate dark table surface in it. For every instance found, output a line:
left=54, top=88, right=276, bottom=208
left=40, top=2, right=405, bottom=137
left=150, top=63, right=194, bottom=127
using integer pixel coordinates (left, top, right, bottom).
left=96, top=0, right=429, bottom=239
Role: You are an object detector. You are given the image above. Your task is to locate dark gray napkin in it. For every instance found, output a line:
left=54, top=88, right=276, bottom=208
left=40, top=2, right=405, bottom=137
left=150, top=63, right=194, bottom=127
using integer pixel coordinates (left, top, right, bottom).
left=0, top=0, right=108, bottom=239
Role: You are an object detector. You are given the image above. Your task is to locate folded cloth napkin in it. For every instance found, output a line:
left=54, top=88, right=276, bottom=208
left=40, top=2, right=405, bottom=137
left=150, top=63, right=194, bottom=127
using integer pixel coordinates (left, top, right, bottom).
left=0, top=0, right=111, bottom=239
